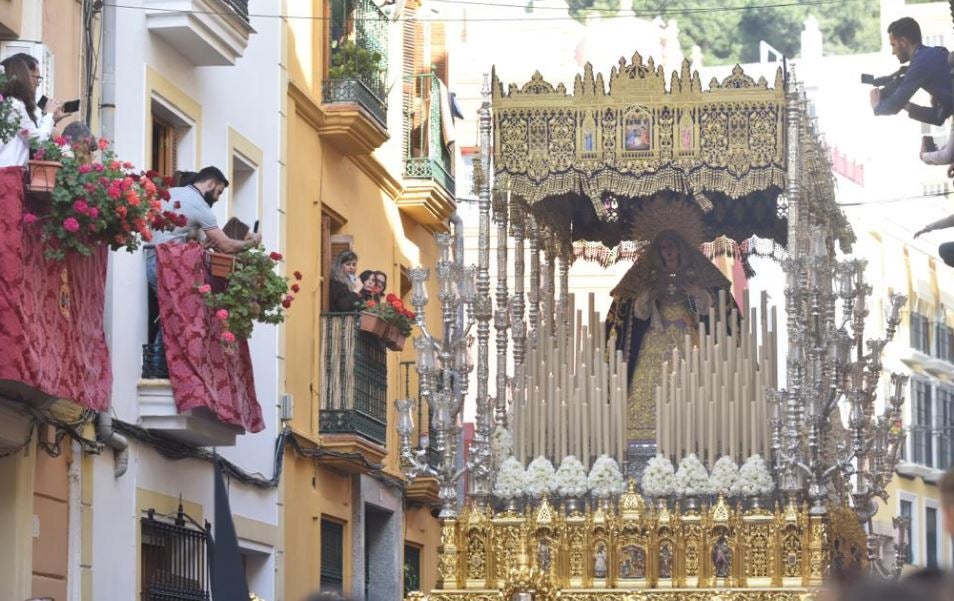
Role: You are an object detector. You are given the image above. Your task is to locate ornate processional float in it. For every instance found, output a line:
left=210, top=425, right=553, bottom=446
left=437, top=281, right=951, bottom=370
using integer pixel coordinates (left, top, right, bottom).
left=397, top=55, right=909, bottom=600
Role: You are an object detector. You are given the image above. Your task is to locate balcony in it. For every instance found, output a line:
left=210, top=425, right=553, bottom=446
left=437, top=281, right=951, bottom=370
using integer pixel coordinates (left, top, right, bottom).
left=136, top=243, right=264, bottom=447
left=144, top=0, right=254, bottom=66
left=319, top=313, right=388, bottom=470
left=318, top=0, right=389, bottom=156
left=399, top=72, right=457, bottom=229
left=0, top=167, right=111, bottom=421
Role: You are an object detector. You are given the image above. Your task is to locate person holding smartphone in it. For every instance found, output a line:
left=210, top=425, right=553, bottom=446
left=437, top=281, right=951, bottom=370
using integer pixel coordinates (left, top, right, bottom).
left=0, top=52, right=67, bottom=167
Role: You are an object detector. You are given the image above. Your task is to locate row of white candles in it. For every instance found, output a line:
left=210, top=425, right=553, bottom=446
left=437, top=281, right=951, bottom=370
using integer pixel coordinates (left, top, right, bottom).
left=511, top=293, right=628, bottom=468
left=655, top=289, right=779, bottom=466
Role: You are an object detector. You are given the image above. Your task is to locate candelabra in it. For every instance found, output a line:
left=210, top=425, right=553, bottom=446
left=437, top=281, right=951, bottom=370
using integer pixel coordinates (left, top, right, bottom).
left=769, top=230, right=908, bottom=576
left=396, top=235, right=482, bottom=518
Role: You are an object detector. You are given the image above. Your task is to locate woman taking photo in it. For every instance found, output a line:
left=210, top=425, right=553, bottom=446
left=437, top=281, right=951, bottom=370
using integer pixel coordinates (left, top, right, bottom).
left=0, top=53, right=66, bottom=167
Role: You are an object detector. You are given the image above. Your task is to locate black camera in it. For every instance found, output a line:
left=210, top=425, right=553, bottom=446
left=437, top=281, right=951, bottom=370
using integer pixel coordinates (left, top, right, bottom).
left=861, top=66, right=908, bottom=98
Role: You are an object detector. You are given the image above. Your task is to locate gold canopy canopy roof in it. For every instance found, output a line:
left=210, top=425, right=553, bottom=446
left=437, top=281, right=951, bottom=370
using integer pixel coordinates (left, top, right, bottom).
left=491, top=55, right=789, bottom=250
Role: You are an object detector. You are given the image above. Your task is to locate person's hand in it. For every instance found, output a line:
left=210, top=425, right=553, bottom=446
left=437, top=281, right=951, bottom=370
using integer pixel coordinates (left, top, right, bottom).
left=869, top=88, right=881, bottom=109
left=914, top=226, right=931, bottom=239
left=352, top=278, right=364, bottom=293
left=44, top=99, right=65, bottom=123
left=947, top=164, right=954, bottom=179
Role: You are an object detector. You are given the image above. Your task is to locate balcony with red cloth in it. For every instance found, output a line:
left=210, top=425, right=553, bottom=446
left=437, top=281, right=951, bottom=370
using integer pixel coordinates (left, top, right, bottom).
left=0, top=166, right=111, bottom=441
left=138, top=242, right=264, bottom=447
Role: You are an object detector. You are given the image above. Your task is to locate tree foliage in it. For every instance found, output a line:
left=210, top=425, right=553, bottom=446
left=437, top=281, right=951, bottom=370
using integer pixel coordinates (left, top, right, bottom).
left=614, top=0, right=882, bottom=65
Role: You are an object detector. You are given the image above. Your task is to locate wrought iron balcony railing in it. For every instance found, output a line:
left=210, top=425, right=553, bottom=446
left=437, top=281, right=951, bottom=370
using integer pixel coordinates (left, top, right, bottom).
left=320, top=313, right=388, bottom=446
left=404, top=72, right=456, bottom=196
left=323, top=0, right=389, bottom=127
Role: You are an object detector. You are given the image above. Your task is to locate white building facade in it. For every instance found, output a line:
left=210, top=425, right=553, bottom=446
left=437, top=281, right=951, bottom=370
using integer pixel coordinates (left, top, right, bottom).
left=90, top=2, right=284, bottom=599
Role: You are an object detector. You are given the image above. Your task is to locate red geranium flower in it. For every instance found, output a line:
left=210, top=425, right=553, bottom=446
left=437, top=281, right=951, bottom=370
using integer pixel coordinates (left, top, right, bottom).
left=291, top=284, right=300, bottom=293
left=293, top=270, right=303, bottom=280
left=269, top=251, right=283, bottom=261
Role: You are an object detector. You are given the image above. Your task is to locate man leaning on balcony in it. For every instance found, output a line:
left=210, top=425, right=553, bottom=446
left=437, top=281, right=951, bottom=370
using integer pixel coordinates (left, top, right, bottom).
left=145, top=166, right=261, bottom=344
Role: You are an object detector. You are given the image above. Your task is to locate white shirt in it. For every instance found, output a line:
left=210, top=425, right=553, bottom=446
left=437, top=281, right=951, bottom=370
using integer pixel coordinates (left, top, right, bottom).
left=922, top=120, right=954, bottom=166
left=0, top=98, right=54, bottom=168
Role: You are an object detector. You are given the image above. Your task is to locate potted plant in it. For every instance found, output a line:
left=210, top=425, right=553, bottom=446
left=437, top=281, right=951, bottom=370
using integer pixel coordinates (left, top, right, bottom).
left=328, top=39, right=383, bottom=89
left=356, top=293, right=415, bottom=351
left=22, top=136, right=183, bottom=260
left=198, top=249, right=299, bottom=348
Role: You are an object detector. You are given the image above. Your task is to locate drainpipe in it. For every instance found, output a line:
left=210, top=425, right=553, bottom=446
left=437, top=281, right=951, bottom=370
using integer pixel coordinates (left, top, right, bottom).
left=96, top=412, right=128, bottom=478
left=99, top=0, right=116, bottom=141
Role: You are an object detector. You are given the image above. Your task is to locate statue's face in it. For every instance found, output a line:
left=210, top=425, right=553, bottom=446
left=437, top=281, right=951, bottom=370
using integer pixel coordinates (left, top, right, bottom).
left=658, top=237, right=681, bottom=268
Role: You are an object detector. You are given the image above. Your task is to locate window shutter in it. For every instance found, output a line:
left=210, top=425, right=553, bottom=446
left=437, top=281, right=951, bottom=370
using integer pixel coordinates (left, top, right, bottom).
left=431, top=23, right=448, bottom=83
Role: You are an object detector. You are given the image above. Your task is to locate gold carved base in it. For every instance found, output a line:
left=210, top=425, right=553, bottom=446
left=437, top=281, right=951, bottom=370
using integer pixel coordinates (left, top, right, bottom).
left=425, top=589, right=815, bottom=601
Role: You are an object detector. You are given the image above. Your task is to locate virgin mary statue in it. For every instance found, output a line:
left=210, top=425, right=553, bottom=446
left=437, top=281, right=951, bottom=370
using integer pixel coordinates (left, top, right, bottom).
left=606, top=202, right=734, bottom=442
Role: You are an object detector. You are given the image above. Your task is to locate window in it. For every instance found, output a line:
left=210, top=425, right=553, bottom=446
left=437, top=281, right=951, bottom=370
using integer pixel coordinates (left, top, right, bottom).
left=940, top=388, right=954, bottom=470
left=936, top=324, right=954, bottom=363
left=229, top=151, right=259, bottom=229
left=404, top=543, right=421, bottom=596
left=913, top=380, right=934, bottom=467
left=900, top=499, right=915, bottom=565
left=320, top=518, right=345, bottom=594
left=320, top=209, right=350, bottom=312
left=149, top=96, right=197, bottom=181
left=140, top=510, right=210, bottom=601
left=926, top=505, right=939, bottom=568
left=911, top=313, right=931, bottom=355
left=151, top=117, right=177, bottom=178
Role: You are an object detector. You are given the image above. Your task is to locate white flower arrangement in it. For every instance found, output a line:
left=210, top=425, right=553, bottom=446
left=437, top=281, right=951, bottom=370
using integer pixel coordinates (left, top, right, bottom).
left=525, top=456, right=557, bottom=498
left=554, top=455, right=588, bottom=497
left=640, top=454, right=675, bottom=497
left=674, top=453, right=712, bottom=497
left=731, top=454, right=775, bottom=497
left=708, top=456, right=739, bottom=496
left=490, top=425, right=514, bottom=467
left=494, top=456, right=527, bottom=500
left=587, top=454, right=626, bottom=498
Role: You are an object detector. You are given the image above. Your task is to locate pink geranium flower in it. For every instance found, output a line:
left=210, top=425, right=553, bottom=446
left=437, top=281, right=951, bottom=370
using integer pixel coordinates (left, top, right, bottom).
left=216, top=309, right=229, bottom=320
left=198, top=284, right=212, bottom=294
left=22, top=213, right=37, bottom=225
left=62, top=217, right=80, bottom=233
left=221, top=331, right=236, bottom=343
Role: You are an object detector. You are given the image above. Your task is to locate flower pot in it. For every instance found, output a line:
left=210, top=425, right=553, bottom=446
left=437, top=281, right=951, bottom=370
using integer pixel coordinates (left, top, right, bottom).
left=26, top=160, right=61, bottom=200
left=359, top=311, right=390, bottom=338
left=209, top=252, right=236, bottom=278
left=383, top=323, right=406, bottom=351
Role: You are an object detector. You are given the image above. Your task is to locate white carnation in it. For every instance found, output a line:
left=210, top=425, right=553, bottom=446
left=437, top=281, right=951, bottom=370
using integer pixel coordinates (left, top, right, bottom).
left=674, top=453, right=712, bottom=497
left=640, top=454, right=675, bottom=497
left=708, top=456, right=739, bottom=496
left=554, top=455, right=588, bottom=497
left=494, top=456, right=527, bottom=500
left=587, top=454, right=625, bottom=498
left=731, top=454, right=775, bottom=497
left=490, top=425, right=513, bottom=467
left=525, top=456, right=557, bottom=498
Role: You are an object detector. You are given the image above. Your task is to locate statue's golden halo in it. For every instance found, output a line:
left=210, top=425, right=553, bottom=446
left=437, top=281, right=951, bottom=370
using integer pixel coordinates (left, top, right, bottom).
left=627, top=196, right=709, bottom=247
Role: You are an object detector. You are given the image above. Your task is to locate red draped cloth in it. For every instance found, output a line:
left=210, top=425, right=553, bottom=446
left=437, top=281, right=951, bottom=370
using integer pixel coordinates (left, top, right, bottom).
left=155, top=242, right=264, bottom=432
left=0, top=167, right=111, bottom=411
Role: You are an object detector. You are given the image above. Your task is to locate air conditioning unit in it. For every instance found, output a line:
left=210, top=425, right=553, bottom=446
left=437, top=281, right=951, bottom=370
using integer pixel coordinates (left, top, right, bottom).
left=0, top=41, right=54, bottom=101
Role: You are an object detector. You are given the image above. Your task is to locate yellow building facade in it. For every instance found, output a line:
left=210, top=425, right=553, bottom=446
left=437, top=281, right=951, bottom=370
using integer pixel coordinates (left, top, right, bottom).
left=860, top=224, right=954, bottom=571
left=281, top=0, right=453, bottom=598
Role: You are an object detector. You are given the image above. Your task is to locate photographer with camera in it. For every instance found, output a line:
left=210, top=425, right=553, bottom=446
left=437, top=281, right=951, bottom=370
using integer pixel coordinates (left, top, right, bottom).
left=869, top=17, right=952, bottom=127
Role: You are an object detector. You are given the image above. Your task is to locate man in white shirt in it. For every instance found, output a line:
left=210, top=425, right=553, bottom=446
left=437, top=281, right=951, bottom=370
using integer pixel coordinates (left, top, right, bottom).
left=145, top=166, right=261, bottom=346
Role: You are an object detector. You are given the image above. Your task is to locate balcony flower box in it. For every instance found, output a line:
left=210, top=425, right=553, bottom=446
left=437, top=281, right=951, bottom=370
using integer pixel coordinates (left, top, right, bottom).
left=359, top=311, right=390, bottom=338
left=383, top=323, right=406, bottom=351
left=25, top=159, right=61, bottom=199
left=209, top=252, right=236, bottom=278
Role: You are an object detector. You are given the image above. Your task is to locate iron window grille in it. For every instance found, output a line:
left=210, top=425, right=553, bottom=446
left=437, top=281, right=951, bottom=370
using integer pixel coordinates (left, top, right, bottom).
left=141, top=507, right=211, bottom=601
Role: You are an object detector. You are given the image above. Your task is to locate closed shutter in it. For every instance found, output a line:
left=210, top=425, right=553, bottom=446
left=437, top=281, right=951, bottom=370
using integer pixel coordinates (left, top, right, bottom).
left=320, top=519, right=344, bottom=593
left=402, top=8, right=418, bottom=161
left=431, top=23, right=447, bottom=83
